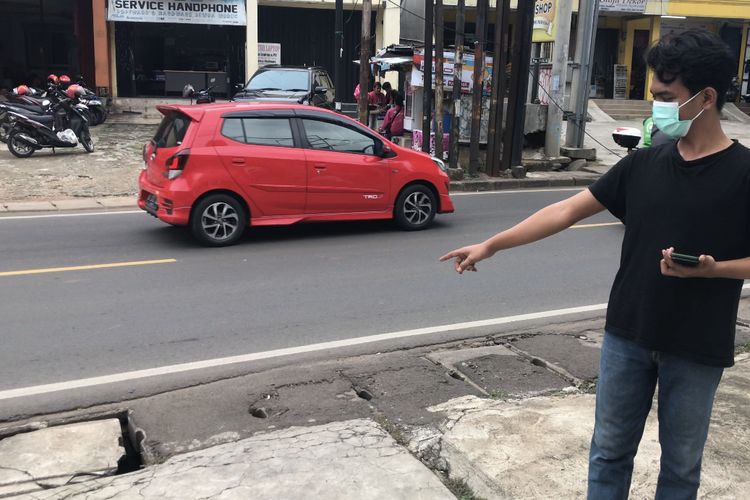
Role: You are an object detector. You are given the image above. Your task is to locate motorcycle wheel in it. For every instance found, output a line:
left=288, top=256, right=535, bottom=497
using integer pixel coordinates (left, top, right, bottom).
left=80, top=129, right=94, bottom=153
left=7, top=131, right=35, bottom=158
left=90, top=107, right=104, bottom=126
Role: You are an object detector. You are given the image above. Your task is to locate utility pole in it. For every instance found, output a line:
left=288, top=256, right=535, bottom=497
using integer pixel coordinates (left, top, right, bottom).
left=434, top=0, right=445, bottom=160
left=422, top=0, right=434, bottom=154
left=500, top=0, right=534, bottom=170
left=468, top=0, right=488, bottom=176
left=448, top=0, right=465, bottom=170
left=544, top=0, right=573, bottom=157
left=335, top=0, right=344, bottom=104
left=486, top=0, right=510, bottom=177
left=358, top=0, right=372, bottom=125
left=565, top=0, right=600, bottom=149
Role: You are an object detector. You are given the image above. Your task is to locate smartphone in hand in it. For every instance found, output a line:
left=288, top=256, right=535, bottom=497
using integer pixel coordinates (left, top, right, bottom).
left=671, top=252, right=701, bottom=267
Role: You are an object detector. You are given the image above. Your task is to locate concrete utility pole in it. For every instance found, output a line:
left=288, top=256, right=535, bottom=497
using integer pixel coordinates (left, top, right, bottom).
left=335, top=0, right=344, bottom=104
left=422, top=0, right=434, bottom=154
left=448, top=0, right=465, bottom=170
left=500, top=0, right=534, bottom=170
left=434, top=0, right=445, bottom=160
left=486, top=0, right=510, bottom=177
left=468, top=0, right=488, bottom=176
left=565, top=0, right=600, bottom=149
left=358, top=0, right=372, bottom=125
left=544, top=0, right=573, bottom=157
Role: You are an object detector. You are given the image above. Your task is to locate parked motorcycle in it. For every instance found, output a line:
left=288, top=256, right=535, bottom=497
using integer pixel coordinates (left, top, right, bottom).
left=71, top=77, right=107, bottom=125
left=0, top=85, right=55, bottom=143
left=727, top=76, right=740, bottom=103
left=5, top=84, right=94, bottom=158
left=182, top=84, right=215, bottom=105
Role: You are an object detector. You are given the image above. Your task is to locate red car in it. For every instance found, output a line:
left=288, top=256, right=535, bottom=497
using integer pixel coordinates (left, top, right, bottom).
left=138, top=102, right=454, bottom=246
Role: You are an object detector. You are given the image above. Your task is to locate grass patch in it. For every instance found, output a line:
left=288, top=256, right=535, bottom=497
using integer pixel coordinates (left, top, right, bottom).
left=735, top=343, right=750, bottom=355
left=444, top=477, right=487, bottom=500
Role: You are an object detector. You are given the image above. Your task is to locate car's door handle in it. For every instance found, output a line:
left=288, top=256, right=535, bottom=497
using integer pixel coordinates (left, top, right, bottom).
left=231, top=158, right=245, bottom=165
left=314, top=164, right=327, bottom=173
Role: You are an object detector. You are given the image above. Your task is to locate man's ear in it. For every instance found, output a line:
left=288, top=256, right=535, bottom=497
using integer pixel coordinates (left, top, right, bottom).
left=702, top=87, right=719, bottom=109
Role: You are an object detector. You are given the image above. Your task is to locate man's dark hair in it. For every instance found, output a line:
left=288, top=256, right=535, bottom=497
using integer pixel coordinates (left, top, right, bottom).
left=382, top=81, right=392, bottom=91
left=647, top=28, right=736, bottom=110
left=394, top=92, right=404, bottom=107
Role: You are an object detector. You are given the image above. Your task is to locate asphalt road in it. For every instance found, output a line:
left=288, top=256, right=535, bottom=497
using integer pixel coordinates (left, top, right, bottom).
left=0, top=188, right=623, bottom=411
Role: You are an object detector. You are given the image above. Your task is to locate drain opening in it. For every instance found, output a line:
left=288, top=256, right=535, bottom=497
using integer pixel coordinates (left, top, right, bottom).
left=117, top=412, right=144, bottom=475
left=448, top=370, right=466, bottom=381
left=249, top=407, right=268, bottom=419
left=355, top=389, right=373, bottom=401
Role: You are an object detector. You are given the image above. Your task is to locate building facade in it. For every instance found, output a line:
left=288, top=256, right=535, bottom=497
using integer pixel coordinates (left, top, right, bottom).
left=2, top=0, right=749, bottom=102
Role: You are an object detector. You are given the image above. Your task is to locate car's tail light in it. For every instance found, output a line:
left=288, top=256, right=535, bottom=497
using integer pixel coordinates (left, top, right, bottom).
left=164, top=148, right=191, bottom=180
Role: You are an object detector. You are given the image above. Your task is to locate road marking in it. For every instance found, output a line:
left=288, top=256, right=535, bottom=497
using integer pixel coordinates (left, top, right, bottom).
left=571, top=222, right=622, bottom=229
left=0, top=302, right=608, bottom=400
left=0, top=259, right=177, bottom=277
left=452, top=188, right=583, bottom=196
left=0, top=210, right=141, bottom=221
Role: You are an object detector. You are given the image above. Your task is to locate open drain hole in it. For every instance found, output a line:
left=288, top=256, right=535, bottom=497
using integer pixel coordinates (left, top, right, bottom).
left=448, top=370, right=466, bottom=381
left=249, top=407, right=268, bottom=419
left=356, top=389, right=373, bottom=401
left=118, top=412, right=145, bottom=474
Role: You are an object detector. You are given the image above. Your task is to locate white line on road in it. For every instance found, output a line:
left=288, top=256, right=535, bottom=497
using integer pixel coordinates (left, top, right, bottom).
left=0, top=302, right=609, bottom=401
left=451, top=188, right=583, bottom=196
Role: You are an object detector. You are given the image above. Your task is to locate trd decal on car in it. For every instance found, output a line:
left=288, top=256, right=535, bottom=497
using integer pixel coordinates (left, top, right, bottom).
left=363, top=194, right=382, bottom=200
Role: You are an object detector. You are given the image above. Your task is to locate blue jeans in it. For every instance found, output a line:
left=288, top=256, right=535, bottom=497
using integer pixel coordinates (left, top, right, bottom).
left=587, top=332, right=724, bottom=500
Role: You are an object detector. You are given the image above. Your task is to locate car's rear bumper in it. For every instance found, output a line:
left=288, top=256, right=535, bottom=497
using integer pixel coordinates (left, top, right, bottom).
left=137, top=171, right=192, bottom=226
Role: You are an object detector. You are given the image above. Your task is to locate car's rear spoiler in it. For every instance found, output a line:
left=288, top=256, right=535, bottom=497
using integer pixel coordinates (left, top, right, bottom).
left=156, top=104, right=205, bottom=123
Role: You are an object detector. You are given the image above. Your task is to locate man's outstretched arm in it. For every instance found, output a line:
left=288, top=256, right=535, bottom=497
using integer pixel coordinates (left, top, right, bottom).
left=440, top=189, right=607, bottom=274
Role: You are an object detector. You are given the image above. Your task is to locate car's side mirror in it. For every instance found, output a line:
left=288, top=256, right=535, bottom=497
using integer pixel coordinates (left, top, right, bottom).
left=377, top=142, right=396, bottom=159
left=234, top=83, right=245, bottom=91
left=314, top=86, right=328, bottom=95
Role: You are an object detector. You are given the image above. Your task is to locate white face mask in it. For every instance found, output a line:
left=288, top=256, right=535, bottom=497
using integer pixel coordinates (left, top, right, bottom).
left=652, top=91, right=705, bottom=139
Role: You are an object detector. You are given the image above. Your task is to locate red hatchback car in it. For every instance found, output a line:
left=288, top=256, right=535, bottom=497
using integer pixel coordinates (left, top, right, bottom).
left=138, top=102, right=454, bottom=246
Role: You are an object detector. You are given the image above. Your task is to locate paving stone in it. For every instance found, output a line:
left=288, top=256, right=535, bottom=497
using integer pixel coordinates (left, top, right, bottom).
left=0, top=419, right=124, bottom=497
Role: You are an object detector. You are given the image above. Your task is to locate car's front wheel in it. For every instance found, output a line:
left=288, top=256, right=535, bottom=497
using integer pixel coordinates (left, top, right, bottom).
left=190, top=194, right=248, bottom=246
left=394, top=184, right=437, bottom=230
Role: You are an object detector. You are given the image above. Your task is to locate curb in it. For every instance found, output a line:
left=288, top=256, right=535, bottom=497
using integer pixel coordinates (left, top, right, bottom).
left=0, top=176, right=601, bottom=214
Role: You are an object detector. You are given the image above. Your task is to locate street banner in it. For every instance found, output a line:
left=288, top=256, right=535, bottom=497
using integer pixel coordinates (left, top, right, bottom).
left=533, top=0, right=557, bottom=43
left=107, top=0, right=247, bottom=26
left=258, top=43, right=281, bottom=66
left=411, top=49, right=494, bottom=95
left=599, top=0, right=647, bottom=13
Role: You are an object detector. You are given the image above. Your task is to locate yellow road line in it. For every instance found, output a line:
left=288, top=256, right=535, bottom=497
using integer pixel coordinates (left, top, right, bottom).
left=0, top=259, right=177, bottom=277
left=571, top=222, right=622, bottom=229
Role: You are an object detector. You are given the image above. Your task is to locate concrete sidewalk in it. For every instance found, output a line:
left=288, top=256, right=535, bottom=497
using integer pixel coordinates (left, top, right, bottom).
left=2, top=313, right=749, bottom=499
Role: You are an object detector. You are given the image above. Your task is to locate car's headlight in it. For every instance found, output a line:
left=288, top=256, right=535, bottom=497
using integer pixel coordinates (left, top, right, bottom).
left=432, top=157, right=447, bottom=172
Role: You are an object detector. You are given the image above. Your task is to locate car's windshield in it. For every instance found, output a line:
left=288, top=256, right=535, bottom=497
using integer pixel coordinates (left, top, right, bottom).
left=247, top=70, right=309, bottom=92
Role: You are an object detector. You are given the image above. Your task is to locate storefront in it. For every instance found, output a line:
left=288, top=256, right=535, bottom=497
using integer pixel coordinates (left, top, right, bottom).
left=0, top=0, right=96, bottom=92
left=108, top=0, right=247, bottom=97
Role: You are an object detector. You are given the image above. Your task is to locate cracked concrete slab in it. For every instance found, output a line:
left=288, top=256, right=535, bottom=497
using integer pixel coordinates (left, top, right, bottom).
left=456, top=353, right=571, bottom=396
left=0, top=419, right=124, bottom=497
left=27, top=419, right=455, bottom=500
left=2, top=201, right=56, bottom=212
left=510, top=333, right=602, bottom=381
left=50, top=199, right=102, bottom=211
left=429, top=354, right=750, bottom=499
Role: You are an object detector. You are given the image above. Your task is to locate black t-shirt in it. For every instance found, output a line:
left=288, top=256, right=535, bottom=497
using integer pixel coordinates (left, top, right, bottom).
left=589, top=140, right=750, bottom=367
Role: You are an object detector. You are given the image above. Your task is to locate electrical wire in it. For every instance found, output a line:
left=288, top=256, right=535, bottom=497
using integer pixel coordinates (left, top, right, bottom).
left=532, top=69, right=625, bottom=160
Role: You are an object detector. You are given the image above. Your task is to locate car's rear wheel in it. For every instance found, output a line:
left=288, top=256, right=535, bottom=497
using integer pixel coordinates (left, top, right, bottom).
left=394, top=184, right=437, bottom=230
left=190, top=194, right=247, bottom=246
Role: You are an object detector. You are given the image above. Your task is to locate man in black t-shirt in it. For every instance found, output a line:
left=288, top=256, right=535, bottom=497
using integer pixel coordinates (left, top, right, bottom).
left=441, top=29, right=748, bottom=499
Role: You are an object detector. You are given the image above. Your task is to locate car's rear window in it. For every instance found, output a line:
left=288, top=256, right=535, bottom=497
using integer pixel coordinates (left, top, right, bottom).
left=153, top=112, right=190, bottom=148
left=221, top=118, right=294, bottom=147
left=246, top=70, right=309, bottom=92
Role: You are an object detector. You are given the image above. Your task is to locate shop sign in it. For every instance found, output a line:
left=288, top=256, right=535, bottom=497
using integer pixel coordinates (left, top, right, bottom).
left=533, top=0, right=557, bottom=43
left=258, top=43, right=281, bottom=67
left=599, top=0, right=647, bottom=13
left=107, top=0, right=247, bottom=26
left=411, top=49, right=494, bottom=95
